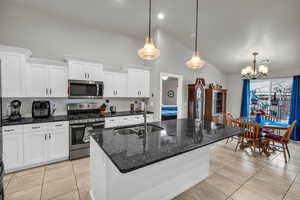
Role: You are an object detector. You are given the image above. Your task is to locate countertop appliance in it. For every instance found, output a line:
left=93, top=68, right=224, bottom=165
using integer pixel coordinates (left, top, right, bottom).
left=0, top=59, right=5, bottom=200
left=68, top=103, right=104, bottom=160
left=8, top=100, right=22, bottom=121
left=68, top=80, right=103, bottom=99
left=32, top=101, right=51, bottom=119
left=109, top=106, right=116, bottom=114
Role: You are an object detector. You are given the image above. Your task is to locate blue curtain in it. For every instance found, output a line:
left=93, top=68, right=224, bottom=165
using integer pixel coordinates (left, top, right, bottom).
left=240, top=79, right=250, bottom=117
left=289, top=75, right=300, bottom=141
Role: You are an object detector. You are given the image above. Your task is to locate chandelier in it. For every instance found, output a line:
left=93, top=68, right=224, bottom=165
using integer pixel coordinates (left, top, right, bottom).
left=241, top=52, right=269, bottom=80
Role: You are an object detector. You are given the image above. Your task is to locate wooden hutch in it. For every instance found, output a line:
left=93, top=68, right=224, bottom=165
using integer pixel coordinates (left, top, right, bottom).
left=204, top=88, right=227, bottom=123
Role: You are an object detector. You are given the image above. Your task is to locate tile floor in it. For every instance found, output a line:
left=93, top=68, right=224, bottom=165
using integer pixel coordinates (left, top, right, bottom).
left=3, top=141, right=300, bottom=200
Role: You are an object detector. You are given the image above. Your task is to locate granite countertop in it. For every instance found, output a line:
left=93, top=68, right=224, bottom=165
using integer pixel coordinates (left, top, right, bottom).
left=91, top=119, right=244, bottom=173
left=2, top=115, right=69, bottom=126
left=1, top=111, right=154, bottom=126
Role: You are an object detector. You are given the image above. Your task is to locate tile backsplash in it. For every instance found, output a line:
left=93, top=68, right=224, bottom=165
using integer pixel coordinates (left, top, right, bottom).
left=2, top=98, right=147, bottom=119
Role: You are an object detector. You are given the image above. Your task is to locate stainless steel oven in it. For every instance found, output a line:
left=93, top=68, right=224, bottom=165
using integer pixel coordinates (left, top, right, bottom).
left=69, top=119, right=104, bottom=160
left=68, top=80, right=103, bottom=99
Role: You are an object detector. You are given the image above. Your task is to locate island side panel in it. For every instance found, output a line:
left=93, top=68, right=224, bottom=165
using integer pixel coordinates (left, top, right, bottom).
left=91, top=138, right=210, bottom=200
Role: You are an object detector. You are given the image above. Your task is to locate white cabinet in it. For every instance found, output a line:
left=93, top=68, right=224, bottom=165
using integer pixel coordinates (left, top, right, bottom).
left=3, top=126, right=24, bottom=171
left=27, top=63, right=67, bottom=97
left=0, top=53, right=27, bottom=97
left=48, top=122, right=69, bottom=160
left=68, top=60, right=103, bottom=81
left=105, top=114, right=154, bottom=128
left=103, top=72, right=127, bottom=97
left=23, top=130, right=47, bottom=166
left=127, top=68, right=150, bottom=98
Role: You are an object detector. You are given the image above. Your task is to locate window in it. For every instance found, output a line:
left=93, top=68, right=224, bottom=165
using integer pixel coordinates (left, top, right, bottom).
left=250, top=78, right=292, bottom=122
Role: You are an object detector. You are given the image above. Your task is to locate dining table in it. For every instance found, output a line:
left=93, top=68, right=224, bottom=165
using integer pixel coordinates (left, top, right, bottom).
left=235, top=118, right=290, bottom=155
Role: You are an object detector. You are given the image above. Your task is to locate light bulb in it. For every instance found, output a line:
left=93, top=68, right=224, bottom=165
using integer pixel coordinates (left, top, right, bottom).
left=186, top=52, right=205, bottom=69
left=138, top=37, right=160, bottom=60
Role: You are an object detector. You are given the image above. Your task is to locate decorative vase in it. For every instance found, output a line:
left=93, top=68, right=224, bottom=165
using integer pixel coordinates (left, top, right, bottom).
left=255, top=113, right=262, bottom=123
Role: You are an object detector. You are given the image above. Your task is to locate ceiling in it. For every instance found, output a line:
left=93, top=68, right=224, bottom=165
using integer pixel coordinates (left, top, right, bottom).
left=5, top=0, right=300, bottom=74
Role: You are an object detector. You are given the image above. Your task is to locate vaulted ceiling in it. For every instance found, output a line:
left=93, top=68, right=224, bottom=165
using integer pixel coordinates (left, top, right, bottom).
left=4, top=0, right=300, bottom=74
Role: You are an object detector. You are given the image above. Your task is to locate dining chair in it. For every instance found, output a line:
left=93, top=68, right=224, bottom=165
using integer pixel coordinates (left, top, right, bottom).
left=263, top=120, right=297, bottom=162
left=225, top=113, right=235, bottom=144
left=262, top=114, right=276, bottom=134
left=233, top=120, right=261, bottom=155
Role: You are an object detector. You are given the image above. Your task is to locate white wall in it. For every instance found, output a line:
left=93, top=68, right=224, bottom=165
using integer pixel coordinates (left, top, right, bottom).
left=0, top=1, right=227, bottom=121
left=0, top=1, right=144, bottom=68
left=148, top=29, right=227, bottom=121
left=162, top=79, right=178, bottom=105
left=226, top=67, right=300, bottom=117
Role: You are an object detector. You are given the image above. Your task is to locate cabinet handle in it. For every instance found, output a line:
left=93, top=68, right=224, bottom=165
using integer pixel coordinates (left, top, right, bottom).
left=49, top=133, right=51, bottom=140
left=55, top=124, right=63, bottom=127
left=32, top=126, right=40, bottom=129
left=88, top=73, right=90, bottom=79
left=45, top=134, right=47, bottom=140
left=49, top=88, right=52, bottom=95
left=46, top=88, right=48, bottom=95
left=84, top=73, right=87, bottom=79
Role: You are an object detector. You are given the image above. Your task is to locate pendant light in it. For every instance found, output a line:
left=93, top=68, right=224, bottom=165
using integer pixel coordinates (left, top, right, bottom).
left=186, top=0, right=205, bottom=69
left=138, top=0, right=160, bottom=60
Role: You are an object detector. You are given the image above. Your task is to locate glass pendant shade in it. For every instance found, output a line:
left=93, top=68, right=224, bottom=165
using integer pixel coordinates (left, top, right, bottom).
left=138, top=37, right=160, bottom=60
left=186, top=52, right=205, bottom=69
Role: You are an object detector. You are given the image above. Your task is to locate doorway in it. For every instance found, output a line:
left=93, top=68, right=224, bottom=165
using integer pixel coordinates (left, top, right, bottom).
left=159, top=73, right=183, bottom=121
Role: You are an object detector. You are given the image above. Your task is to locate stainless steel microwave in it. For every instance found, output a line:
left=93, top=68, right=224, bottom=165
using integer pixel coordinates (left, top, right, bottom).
left=68, top=80, right=103, bottom=99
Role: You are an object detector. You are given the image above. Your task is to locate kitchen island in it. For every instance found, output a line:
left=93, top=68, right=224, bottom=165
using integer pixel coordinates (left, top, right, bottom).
left=90, top=119, right=243, bottom=200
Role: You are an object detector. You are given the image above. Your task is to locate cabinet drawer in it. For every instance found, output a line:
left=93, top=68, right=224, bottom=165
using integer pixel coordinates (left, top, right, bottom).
left=3, top=125, right=23, bottom=135
left=49, top=121, right=69, bottom=130
left=23, top=123, right=48, bottom=132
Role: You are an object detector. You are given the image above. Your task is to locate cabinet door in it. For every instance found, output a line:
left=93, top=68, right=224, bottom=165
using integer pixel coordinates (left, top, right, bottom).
left=69, top=62, right=85, bottom=80
left=0, top=54, right=25, bottom=97
left=23, top=131, right=47, bottom=165
left=3, top=126, right=23, bottom=171
left=86, top=63, right=102, bottom=81
left=48, top=127, right=69, bottom=161
left=48, top=65, right=67, bottom=97
left=139, top=70, right=150, bottom=97
left=127, top=68, right=140, bottom=97
left=27, top=63, right=48, bottom=97
left=103, top=72, right=115, bottom=97
left=115, top=73, right=128, bottom=97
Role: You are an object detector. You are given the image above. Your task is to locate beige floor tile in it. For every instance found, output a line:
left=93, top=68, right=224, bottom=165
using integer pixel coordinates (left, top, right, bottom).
left=72, top=158, right=90, bottom=175
left=44, top=164, right=74, bottom=183
left=3, top=173, right=14, bottom=190
left=231, top=185, right=271, bottom=200
left=5, top=185, right=41, bottom=200
left=203, top=172, right=241, bottom=196
left=41, top=176, right=77, bottom=200
left=6, top=172, right=44, bottom=194
left=295, top=173, right=300, bottom=183
left=45, top=161, right=72, bottom=170
left=262, top=164, right=299, bottom=182
left=284, top=182, right=300, bottom=200
left=76, top=171, right=90, bottom=190
left=78, top=188, right=91, bottom=200
left=51, top=190, right=80, bottom=200
left=243, top=176, right=289, bottom=200
left=187, top=181, right=229, bottom=200
left=216, top=165, right=254, bottom=184
left=13, top=166, right=45, bottom=177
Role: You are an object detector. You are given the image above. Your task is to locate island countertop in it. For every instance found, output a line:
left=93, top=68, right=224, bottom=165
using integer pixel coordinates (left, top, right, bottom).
left=91, top=119, right=244, bottom=173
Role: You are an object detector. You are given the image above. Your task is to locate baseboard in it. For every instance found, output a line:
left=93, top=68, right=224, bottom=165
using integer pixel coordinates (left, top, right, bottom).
left=5, top=157, right=69, bottom=174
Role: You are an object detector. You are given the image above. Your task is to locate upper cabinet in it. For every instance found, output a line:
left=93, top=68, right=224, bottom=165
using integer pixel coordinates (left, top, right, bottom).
left=26, top=61, right=67, bottom=98
left=127, top=68, right=150, bottom=98
left=103, top=72, right=127, bottom=97
left=0, top=46, right=32, bottom=97
left=68, top=59, right=103, bottom=81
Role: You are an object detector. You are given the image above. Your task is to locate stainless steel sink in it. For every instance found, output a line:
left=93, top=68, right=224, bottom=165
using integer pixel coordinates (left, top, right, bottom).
left=114, top=124, right=164, bottom=136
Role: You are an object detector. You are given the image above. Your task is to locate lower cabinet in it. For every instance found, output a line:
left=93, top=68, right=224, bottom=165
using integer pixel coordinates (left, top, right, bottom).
left=3, top=126, right=24, bottom=171
left=3, top=121, right=69, bottom=172
left=105, top=114, right=154, bottom=128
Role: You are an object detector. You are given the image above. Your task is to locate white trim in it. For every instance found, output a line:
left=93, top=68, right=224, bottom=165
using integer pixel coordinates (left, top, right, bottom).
left=159, top=72, right=183, bottom=121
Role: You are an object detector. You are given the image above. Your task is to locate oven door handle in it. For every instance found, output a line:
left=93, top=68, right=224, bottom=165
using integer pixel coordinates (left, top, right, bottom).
left=92, top=123, right=105, bottom=127
left=70, top=125, right=86, bottom=128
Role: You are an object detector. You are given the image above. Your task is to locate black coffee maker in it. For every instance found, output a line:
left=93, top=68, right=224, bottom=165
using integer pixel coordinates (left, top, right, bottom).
left=9, top=100, right=22, bottom=121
